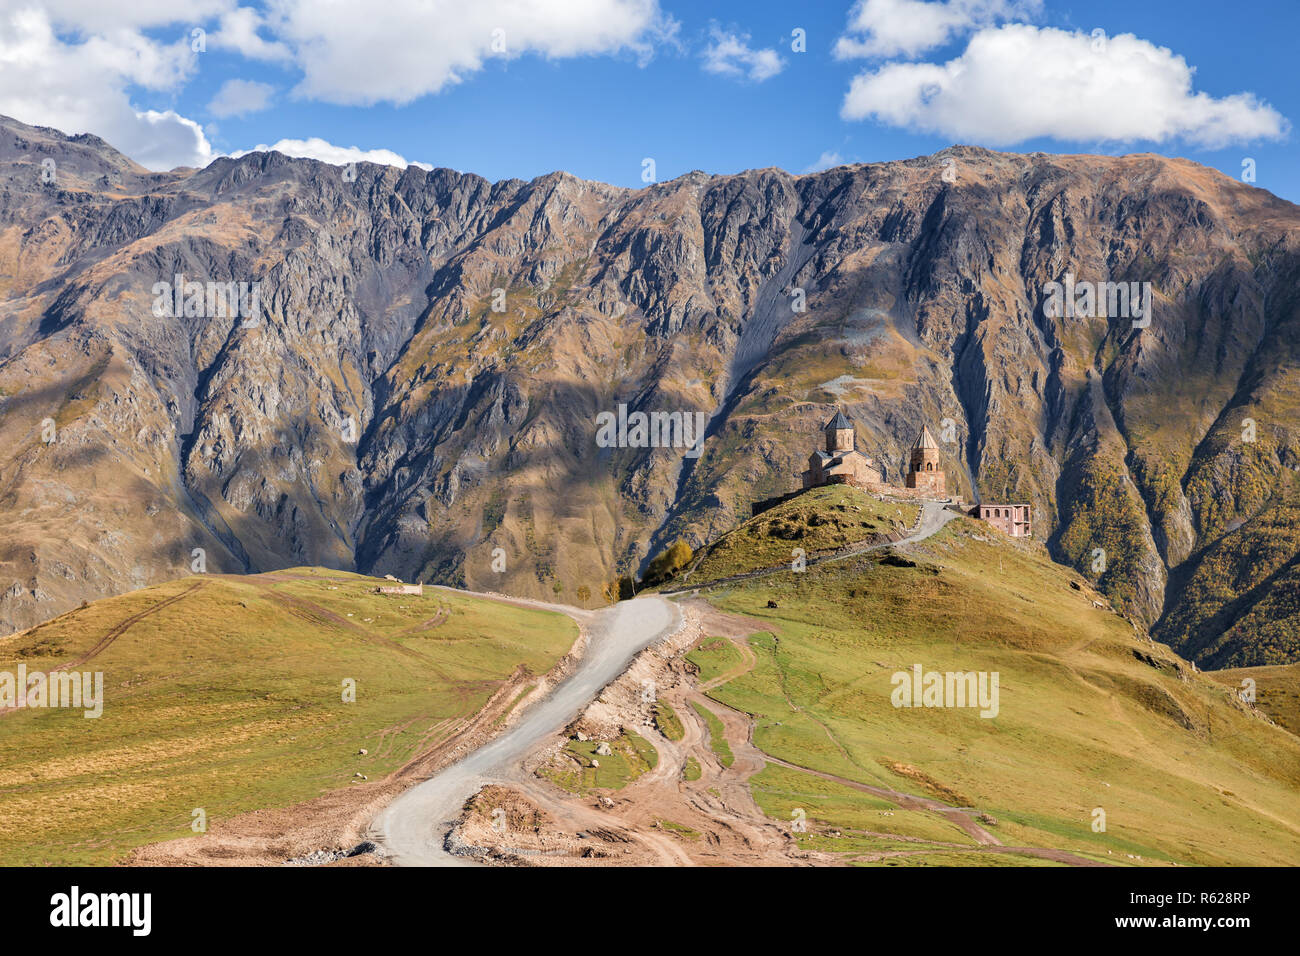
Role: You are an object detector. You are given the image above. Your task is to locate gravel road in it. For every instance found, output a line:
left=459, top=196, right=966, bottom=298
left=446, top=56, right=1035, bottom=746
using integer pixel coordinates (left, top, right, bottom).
left=371, top=593, right=681, bottom=866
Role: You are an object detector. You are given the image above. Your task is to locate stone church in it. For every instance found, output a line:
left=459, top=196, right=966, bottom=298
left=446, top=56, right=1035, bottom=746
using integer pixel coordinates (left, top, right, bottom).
left=779, top=408, right=1032, bottom=538
left=801, top=411, right=881, bottom=490
left=904, top=424, right=946, bottom=495
left=800, top=410, right=953, bottom=498
left=799, top=410, right=948, bottom=499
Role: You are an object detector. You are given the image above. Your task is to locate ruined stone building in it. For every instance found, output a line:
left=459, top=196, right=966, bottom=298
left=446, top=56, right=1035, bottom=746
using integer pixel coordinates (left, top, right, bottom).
left=971, top=503, right=1031, bottom=538
left=376, top=583, right=424, bottom=595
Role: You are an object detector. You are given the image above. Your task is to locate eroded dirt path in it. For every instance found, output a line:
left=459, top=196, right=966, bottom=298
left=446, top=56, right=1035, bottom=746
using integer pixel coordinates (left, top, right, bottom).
left=450, top=597, right=1112, bottom=868
left=127, top=582, right=1108, bottom=868
left=3, top=580, right=207, bottom=718
left=371, top=595, right=681, bottom=866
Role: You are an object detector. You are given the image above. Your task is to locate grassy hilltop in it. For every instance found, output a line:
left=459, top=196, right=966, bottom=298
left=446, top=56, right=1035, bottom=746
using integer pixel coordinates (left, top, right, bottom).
left=0, top=569, right=576, bottom=865
left=668, top=485, right=920, bottom=589
left=669, top=487, right=1300, bottom=866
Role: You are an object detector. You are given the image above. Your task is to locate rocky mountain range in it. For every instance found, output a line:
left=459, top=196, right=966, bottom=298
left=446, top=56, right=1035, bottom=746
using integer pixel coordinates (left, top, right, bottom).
left=1, top=114, right=1297, bottom=668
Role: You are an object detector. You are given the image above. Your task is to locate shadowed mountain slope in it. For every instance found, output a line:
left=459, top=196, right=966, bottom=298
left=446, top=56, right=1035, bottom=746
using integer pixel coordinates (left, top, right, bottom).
left=2, top=115, right=1299, bottom=666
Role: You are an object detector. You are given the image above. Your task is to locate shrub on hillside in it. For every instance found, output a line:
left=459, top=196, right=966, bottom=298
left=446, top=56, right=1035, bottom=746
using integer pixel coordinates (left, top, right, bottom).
left=640, top=539, right=694, bottom=589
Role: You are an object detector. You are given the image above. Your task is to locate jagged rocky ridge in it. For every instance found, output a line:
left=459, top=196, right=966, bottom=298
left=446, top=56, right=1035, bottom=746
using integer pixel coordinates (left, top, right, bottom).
left=1, top=116, right=1298, bottom=667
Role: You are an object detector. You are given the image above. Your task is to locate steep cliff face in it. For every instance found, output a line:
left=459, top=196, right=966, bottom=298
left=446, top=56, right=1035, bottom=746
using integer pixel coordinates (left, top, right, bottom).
left=1, top=116, right=1298, bottom=666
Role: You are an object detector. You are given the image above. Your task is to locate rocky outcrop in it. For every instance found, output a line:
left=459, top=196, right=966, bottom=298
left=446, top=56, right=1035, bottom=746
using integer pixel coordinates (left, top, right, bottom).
left=1, top=117, right=1298, bottom=666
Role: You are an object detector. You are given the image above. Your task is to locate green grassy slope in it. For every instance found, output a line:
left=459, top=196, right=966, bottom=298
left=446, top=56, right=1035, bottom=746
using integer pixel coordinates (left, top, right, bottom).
left=0, top=568, right=577, bottom=865
left=669, top=485, right=920, bottom=588
left=538, top=730, right=658, bottom=794
left=1208, top=663, right=1300, bottom=736
left=693, top=517, right=1300, bottom=866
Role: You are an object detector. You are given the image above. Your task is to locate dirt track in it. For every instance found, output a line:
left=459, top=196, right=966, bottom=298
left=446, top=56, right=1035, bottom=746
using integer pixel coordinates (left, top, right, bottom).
left=447, top=598, right=1113, bottom=867
left=370, top=594, right=681, bottom=865
left=2, top=580, right=208, bottom=718
left=126, top=504, right=1108, bottom=867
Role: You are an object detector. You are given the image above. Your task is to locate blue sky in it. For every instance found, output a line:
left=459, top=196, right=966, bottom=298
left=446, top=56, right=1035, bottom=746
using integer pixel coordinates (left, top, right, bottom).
left=4, top=0, right=1298, bottom=201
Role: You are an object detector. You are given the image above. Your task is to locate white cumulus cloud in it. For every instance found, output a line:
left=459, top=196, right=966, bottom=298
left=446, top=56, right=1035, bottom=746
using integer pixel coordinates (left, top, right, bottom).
left=208, top=79, right=274, bottom=118
left=0, top=1, right=678, bottom=170
left=270, top=0, right=676, bottom=106
left=0, top=6, right=214, bottom=170
left=803, top=151, right=846, bottom=173
left=841, top=24, right=1289, bottom=148
left=701, top=27, right=784, bottom=82
left=230, top=137, right=432, bottom=170
left=208, top=6, right=293, bottom=62
left=28, top=0, right=234, bottom=33
left=835, top=0, right=1041, bottom=59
